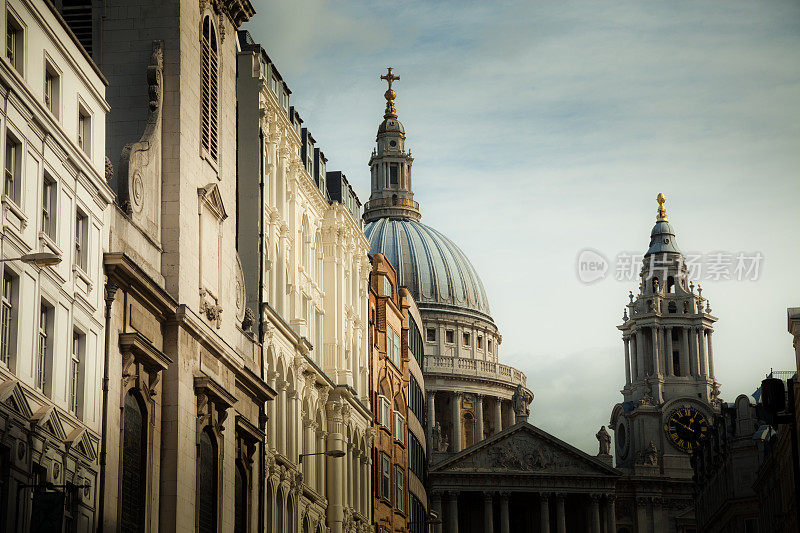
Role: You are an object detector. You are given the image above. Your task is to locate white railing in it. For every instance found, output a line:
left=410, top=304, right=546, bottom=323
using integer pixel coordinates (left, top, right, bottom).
left=423, top=355, right=527, bottom=387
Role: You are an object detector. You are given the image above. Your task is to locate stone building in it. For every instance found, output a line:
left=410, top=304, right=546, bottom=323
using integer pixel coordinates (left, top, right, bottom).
left=368, top=253, right=428, bottom=533
left=610, top=194, right=722, bottom=532
left=362, top=68, right=533, bottom=463
left=0, top=1, right=112, bottom=530
left=236, top=30, right=373, bottom=533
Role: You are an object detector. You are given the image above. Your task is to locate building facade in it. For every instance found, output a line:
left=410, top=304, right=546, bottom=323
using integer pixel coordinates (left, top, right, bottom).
left=0, top=0, right=112, bottom=530
left=237, top=30, right=373, bottom=533
left=368, top=253, right=428, bottom=533
left=610, top=194, right=722, bottom=532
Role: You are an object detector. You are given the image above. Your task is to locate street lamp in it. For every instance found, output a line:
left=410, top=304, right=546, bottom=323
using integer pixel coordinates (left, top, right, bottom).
left=426, top=511, right=442, bottom=533
left=298, top=449, right=346, bottom=463
left=0, top=252, right=61, bottom=267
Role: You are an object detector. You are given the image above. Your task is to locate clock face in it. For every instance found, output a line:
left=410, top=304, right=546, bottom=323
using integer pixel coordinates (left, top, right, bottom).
left=664, top=407, right=709, bottom=453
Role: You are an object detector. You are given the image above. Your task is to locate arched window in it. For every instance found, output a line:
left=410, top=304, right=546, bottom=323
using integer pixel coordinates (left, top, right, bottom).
left=234, top=460, right=247, bottom=533
left=668, top=301, right=677, bottom=314
left=667, top=276, right=675, bottom=293
left=277, top=488, right=285, bottom=533
left=197, top=429, right=218, bottom=533
left=201, top=15, right=219, bottom=160
left=121, top=392, right=146, bottom=533
left=463, top=412, right=475, bottom=447
left=266, top=481, right=274, bottom=532
left=651, top=277, right=659, bottom=293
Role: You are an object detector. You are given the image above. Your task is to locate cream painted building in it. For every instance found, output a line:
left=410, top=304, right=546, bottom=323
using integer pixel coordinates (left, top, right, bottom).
left=0, top=0, right=112, bottom=530
left=237, top=31, right=373, bottom=533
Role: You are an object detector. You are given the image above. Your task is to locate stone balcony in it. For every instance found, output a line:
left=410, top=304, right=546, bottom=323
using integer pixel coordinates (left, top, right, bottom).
left=423, top=355, right=527, bottom=388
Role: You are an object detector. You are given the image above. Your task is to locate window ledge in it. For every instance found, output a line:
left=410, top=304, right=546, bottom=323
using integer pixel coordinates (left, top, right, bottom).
left=73, top=264, right=93, bottom=291
left=2, top=195, right=27, bottom=229
left=38, top=231, right=61, bottom=255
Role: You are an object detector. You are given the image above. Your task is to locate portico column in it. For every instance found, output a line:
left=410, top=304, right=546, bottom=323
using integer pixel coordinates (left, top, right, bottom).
left=605, top=495, right=616, bottom=533
left=448, top=492, right=459, bottom=533
left=590, top=494, right=601, bottom=533
left=483, top=492, right=494, bottom=533
left=636, top=330, right=645, bottom=379
left=706, top=329, right=715, bottom=379
left=665, top=326, right=674, bottom=376
left=697, top=327, right=707, bottom=378
left=499, top=492, right=510, bottom=533
left=635, top=498, right=648, bottom=533
left=428, top=392, right=437, bottom=454
left=555, top=494, right=566, bottom=533
left=452, top=392, right=462, bottom=453
left=652, top=497, right=666, bottom=533
left=681, top=327, right=691, bottom=377
left=539, top=493, right=550, bottom=533
left=623, top=337, right=632, bottom=385
left=494, top=397, right=503, bottom=434
left=630, top=333, right=638, bottom=379
left=476, top=395, right=485, bottom=441
left=432, top=492, right=443, bottom=533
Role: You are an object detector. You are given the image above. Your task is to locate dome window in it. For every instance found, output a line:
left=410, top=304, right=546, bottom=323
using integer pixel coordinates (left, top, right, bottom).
left=462, top=332, right=471, bottom=346
left=477, top=335, right=484, bottom=349
left=445, top=330, right=454, bottom=344
left=426, top=328, right=436, bottom=342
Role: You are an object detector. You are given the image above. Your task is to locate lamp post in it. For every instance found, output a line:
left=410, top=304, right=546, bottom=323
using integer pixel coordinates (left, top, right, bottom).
left=761, top=375, right=800, bottom=520
left=426, top=511, right=442, bottom=533
left=0, top=252, right=61, bottom=267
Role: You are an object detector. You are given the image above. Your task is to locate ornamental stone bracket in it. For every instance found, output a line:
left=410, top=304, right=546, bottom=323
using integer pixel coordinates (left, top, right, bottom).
left=119, top=331, right=172, bottom=398
left=194, top=375, right=238, bottom=437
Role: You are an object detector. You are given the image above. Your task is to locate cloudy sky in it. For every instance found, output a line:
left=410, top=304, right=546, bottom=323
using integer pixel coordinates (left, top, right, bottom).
left=244, top=0, right=800, bottom=454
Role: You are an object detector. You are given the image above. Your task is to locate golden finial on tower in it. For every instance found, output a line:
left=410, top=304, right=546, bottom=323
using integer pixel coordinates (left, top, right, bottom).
left=656, top=192, right=668, bottom=221
left=380, top=67, right=400, bottom=118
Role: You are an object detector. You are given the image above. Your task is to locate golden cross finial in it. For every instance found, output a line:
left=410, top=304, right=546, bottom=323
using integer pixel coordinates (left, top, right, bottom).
left=656, top=192, right=667, bottom=221
left=380, top=67, right=400, bottom=117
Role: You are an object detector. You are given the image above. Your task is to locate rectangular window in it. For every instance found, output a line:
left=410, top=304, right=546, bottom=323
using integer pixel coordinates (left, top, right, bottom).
left=0, top=272, right=13, bottom=366
left=78, top=106, right=91, bottom=155
left=6, top=13, right=23, bottom=74
left=477, top=335, right=484, bottom=349
left=4, top=132, right=20, bottom=204
left=394, top=411, right=405, bottom=444
left=488, top=339, right=493, bottom=353
left=37, top=303, right=51, bottom=392
left=381, top=454, right=391, bottom=501
left=390, top=164, right=398, bottom=185
left=42, top=173, right=56, bottom=238
left=445, top=330, right=454, bottom=344
left=426, top=327, right=436, bottom=342
left=463, top=332, right=471, bottom=346
left=386, top=327, right=394, bottom=365
left=44, top=62, right=59, bottom=118
left=379, top=396, right=391, bottom=428
left=383, top=276, right=392, bottom=298
left=395, top=465, right=404, bottom=512
left=75, top=210, right=88, bottom=271
left=70, top=332, right=83, bottom=415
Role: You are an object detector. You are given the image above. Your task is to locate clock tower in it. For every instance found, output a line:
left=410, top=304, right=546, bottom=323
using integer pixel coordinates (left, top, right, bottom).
left=610, top=193, right=721, bottom=480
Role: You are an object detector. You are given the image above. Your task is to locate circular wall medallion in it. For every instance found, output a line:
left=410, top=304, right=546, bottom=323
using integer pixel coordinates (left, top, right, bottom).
left=389, top=140, right=397, bottom=147
left=131, top=171, right=144, bottom=212
left=17, top=442, right=25, bottom=461
left=53, top=462, right=60, bottom=479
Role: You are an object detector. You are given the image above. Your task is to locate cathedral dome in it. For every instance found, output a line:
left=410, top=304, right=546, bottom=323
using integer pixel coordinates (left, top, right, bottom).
left=365, top=217, right=492, bottom=319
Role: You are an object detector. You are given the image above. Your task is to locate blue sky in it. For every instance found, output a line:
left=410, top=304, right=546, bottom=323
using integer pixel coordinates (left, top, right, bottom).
left=245, top=0, right=800, bottom=453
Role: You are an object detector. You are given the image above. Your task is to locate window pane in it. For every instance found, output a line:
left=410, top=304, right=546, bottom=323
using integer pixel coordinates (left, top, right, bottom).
left=121, top=393, right=146, bottom=533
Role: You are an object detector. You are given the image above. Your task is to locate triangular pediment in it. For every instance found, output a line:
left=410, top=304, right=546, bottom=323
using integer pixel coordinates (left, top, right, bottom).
left=432, top=422, right=620, bottom=477
left=198, top=183, right=228, bottom=221
left=66, top=427, right=97, bottom=461
left=0, top=379, right=33, bottom=419
left=31, top=405, right=67, bottom=441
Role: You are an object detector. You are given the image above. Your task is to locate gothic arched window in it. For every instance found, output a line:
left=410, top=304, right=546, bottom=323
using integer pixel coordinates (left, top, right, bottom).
left=234, top=460, right=247, bottom=533
left=201, top=15, right=219, bottom=161
left=197, top=429, right=218, bottom=533
left=121, top=392, right=146, bottom=533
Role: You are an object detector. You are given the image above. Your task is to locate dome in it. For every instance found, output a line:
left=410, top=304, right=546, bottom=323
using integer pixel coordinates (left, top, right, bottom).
left=365, top=217, right=492, bottom=319
left=378, top=117, right=405, bottom=135
left=646, top=220, right=681, bottom=256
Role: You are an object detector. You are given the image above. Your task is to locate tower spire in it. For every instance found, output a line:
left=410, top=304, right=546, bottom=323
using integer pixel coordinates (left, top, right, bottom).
left=363, top=67, right=420, bottom=223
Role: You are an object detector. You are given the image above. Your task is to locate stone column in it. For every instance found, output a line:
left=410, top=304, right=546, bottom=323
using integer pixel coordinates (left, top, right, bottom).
left=483, top=492, right=494, bottom=533
left=665, top=326, right=674, bottom=376
left=277, top=380, right=288, bottom=455
left=652, top=497, right=666, bottom=533
left=452, top=392, right=462, bottom=453
left=630, top=333, right=638, bottom=379
left=605, top=495, right=616, bottom=533
left=635, top=498, right=648, bottom=533
left=651, top=326, right=661, bottom=376
left=623, top=337, right=632, bottom=385
left=499, top=493, right=510, bottom=533
left=681, top=327, right=690, bottom=377
left=476, top=394, right=485, bottom=442
left=688, top=326, right=698, bottom=376
left=494, top=397, right=503, bottom=434
left=428, top=392, right=437, bottom=454
left=697, top=327, right=707, bottom=378
left=432, top=492, right=443, bottom=533
left=555, top=494, right=566, bottom=533
left=590, top=494, right=601, bottom=533
left=706, top=329, right=715, bottom=379
left=539, top=493, right=550, bottom=533
left=636, top=331, right=645, bottom=379
left=448, top=492, right=459, bottom=533
left=325, top=401, right=346, bottom=533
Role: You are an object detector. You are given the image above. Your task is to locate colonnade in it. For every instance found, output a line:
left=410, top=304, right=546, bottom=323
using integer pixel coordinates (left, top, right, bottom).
left=428, top=391, right=515, bottom=453
left=430, top=491, right=617, bottom=533
left=623, top=325, right=715, bottom=383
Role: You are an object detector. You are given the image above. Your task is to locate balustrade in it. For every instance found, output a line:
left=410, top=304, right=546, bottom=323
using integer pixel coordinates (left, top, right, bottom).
left=424, top=355, right=527, bottom=387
